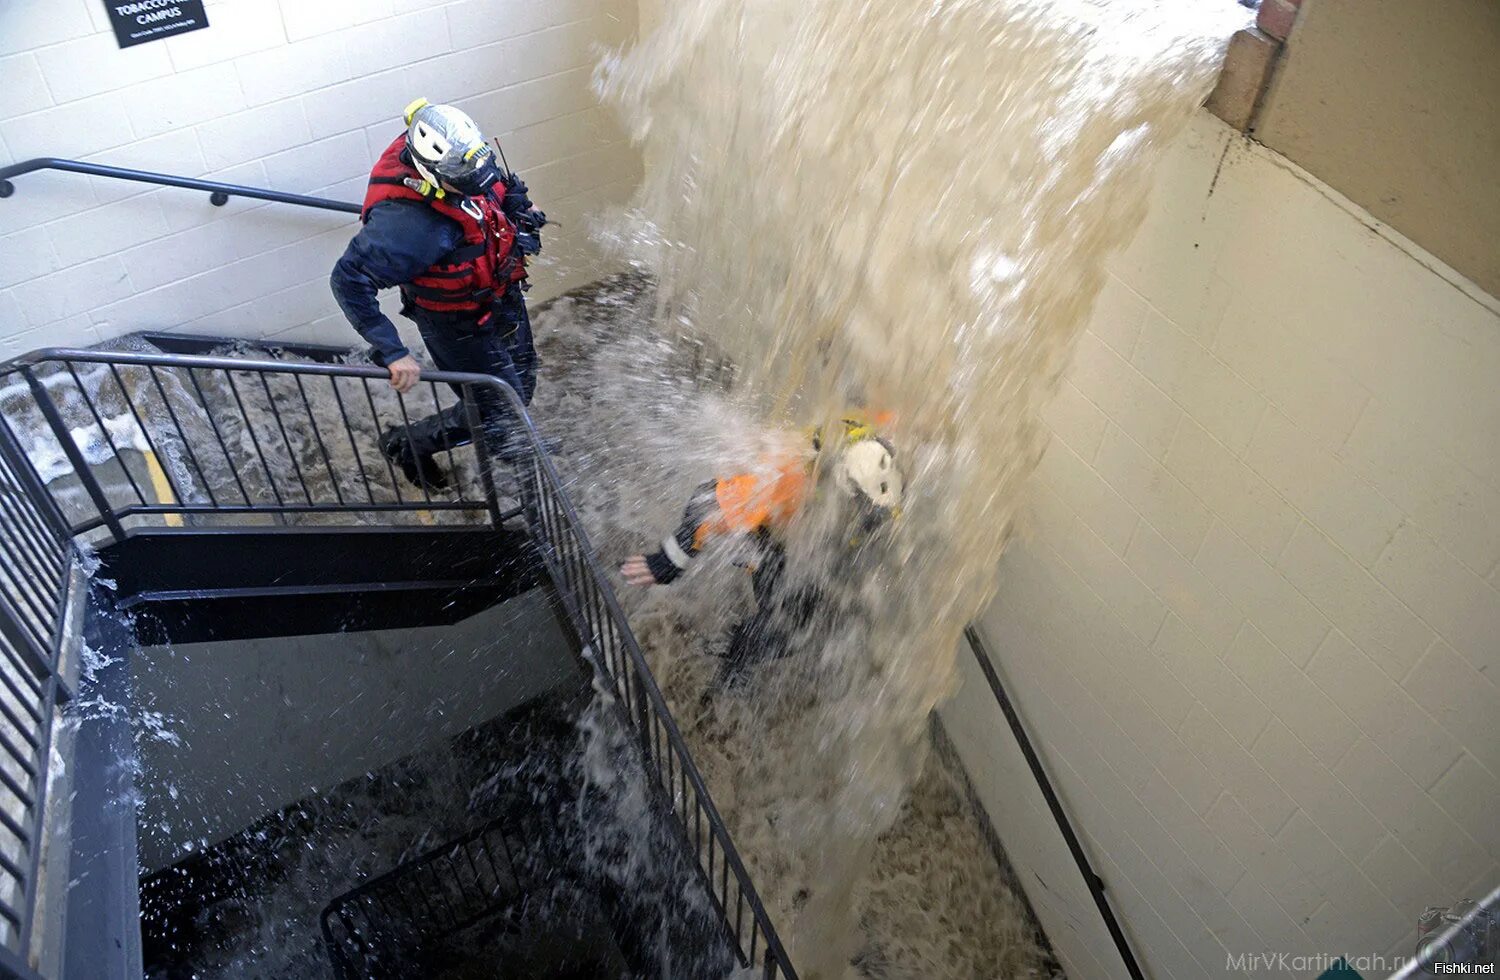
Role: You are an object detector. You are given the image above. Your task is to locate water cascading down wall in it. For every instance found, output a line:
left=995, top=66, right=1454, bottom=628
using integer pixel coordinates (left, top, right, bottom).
left=618, top=0, right=1500, bottom=977
left=607, top=0, right=1242, bottom=974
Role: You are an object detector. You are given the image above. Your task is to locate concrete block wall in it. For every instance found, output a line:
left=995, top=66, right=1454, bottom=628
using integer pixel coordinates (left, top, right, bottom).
left=942, top=112, right=1500, bottom=979
left=0, top=0, right=641, bottom=358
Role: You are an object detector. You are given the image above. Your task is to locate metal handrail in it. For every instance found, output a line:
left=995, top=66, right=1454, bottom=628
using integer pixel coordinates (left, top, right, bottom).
left=964, top=625, right=1144, bottom=980
left=321, top=817, right=525, bottom=978
left=0, top=344, right=798, bottom=978
left=0, top=158, right=360, bottom=215
left=0, top=348, right=505, bottom=538
left=518, top=410, right=798, bottom=978
left=0, top=387, right=74, bottom=978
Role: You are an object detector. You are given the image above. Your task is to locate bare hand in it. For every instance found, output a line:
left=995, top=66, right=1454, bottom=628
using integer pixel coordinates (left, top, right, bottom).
left=620, top=555, right=658, bottom=587
left=387, top=355, right=421, bottom=393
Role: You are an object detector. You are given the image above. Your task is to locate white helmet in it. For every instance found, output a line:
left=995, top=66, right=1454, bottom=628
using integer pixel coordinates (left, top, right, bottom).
left=835, top=438, right=902, bottom=511
left=403, top=98, right=500, bottom=197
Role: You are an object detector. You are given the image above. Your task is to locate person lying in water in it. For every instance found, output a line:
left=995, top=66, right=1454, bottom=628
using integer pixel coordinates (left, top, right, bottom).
left=620, top=412, right=903, bottom=684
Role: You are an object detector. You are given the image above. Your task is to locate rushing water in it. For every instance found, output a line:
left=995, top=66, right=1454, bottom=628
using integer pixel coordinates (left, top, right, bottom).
left=533, top=279, right=1059, bottom=979
left=583, top=1, right=1244, bottom=975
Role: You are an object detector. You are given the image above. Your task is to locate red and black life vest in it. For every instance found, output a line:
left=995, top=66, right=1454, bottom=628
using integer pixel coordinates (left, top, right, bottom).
left=361, top=134, right=526, bottom=321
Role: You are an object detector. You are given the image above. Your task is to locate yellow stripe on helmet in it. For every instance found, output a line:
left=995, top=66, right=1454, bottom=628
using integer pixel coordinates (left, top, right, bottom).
left=809, top=414, right=879, bottom=453
left=402, top=97, right=430, bottom=125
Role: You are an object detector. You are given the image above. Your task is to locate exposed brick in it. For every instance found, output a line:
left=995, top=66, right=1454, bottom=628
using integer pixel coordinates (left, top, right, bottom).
left=1204, top=29, right=1279, bottom=133
left=1256, top=0, right=1302, bottom=42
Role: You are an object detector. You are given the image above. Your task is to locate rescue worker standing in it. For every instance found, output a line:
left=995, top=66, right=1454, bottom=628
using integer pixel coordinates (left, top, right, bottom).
left=621, top=414, right=904, bottom=684
left=331, top=98, right=547, bottom=488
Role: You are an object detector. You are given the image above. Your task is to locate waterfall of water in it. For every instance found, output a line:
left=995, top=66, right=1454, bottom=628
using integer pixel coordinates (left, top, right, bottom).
left=588, top=2, right=1245, bottom=975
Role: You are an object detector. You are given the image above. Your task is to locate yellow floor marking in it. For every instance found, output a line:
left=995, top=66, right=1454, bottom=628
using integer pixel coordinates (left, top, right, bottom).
left=143, top=451, right=182, bottom=527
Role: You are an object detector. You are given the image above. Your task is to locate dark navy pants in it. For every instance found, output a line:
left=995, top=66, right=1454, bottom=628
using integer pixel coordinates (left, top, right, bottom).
left=722, top=541, right=821, bottom=685
left=403, top=287, right=536, bottom=458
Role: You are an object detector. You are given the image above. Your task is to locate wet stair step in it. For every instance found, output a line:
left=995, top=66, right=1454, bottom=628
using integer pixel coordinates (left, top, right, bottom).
left=96, top=526, right=543, bottom=643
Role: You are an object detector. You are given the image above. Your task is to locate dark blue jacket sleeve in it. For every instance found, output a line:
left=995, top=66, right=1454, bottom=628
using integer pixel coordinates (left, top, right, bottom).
left=330, top=201, right=463, bottom=362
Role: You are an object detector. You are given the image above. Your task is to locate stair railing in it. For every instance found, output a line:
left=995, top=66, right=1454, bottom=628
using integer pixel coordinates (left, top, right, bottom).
left=0, top=395, right=74, bottom=980
left=514, top=396, right=799, bottom=979
left=0, top=158, right=360, bottom=215
left=0, top=348, right=506, bottom=540
left=0, top=344, right=798, bottom=980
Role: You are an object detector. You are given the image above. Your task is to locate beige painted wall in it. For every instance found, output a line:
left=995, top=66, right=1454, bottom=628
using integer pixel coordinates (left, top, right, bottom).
left=1254, top=0, right=1500, bottom=298
left=943, top=110, right=1500, bottom=979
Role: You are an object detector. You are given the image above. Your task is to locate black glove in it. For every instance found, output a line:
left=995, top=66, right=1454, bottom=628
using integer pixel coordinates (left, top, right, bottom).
left=500, top=174, right=534, bottom=216
left=515, top=230, right=542, bottom=256
left=644, top=551, right=681, bottom=584
left=514, top=207, right=545, bottom=255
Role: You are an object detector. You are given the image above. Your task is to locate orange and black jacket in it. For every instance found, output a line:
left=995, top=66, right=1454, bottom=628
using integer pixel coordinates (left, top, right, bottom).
left=641, top=412, right=899, bottom=584
left=643, top=454, right=813, bottom=585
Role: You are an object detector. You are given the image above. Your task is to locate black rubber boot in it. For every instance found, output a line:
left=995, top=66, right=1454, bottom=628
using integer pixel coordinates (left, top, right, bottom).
left=379, top=427, right=450, bottom=491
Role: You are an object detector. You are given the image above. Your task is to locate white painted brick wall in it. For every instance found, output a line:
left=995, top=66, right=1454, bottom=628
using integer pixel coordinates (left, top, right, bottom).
left=0, top=0, right=641, bottom=356
left=941, top=113, right=1500, bottom=978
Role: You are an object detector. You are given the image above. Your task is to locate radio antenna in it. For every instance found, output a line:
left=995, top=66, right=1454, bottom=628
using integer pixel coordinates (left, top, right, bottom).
left=492, top=137, right=514, bottom=180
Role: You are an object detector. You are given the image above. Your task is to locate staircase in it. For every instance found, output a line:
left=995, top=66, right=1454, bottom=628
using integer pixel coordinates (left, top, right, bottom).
left=0, top=335, right=796, bottom=980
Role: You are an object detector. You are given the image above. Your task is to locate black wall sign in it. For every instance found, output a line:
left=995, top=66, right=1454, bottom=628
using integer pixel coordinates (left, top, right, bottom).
left=103, top=0, right=210, bottom=49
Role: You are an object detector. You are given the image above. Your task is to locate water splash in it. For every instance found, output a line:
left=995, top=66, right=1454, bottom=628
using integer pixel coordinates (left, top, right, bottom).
left=593, top=1, right=1244, bottom=973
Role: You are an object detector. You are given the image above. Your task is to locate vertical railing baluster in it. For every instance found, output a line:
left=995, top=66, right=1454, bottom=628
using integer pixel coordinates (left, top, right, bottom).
left=107, top=362, right=187, bottom=511
left=394, top=392, right=434, bottom=504
left=461, top=383, right=503, bottom=525
left=424, top=862, right=457, bottom=923
left=64, top=362, right=146, bottom=507
left=427, top=381, right=460, bottom=495
left=20, top=367, right=123, bottom=541
left=0, top=514, right=59, bottom=638
left=721, top=847, right=731, bottom=934
left=147, top=365, right=217, bottom=507
left=329, top=377, right=375, bottom=506
left=478, top=832, right=505, bottom=887
left=257, top=373, right=313, bottom=505
left=185, top=367, right=251, bottom=505
left=293, top=374, right=343, bottom=506
left=0, top=455, right=63, bottom=571
left=359, top=377, right=404, bottom=505
left=460, top=843, right=486, bottom=900
left=736, top=889, right=747, bottom=957
left=224, top=372, right=284, bottom=509
left=0, top=464, right=64, bottom=583
left=694, top=790, right=703, bottom=864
